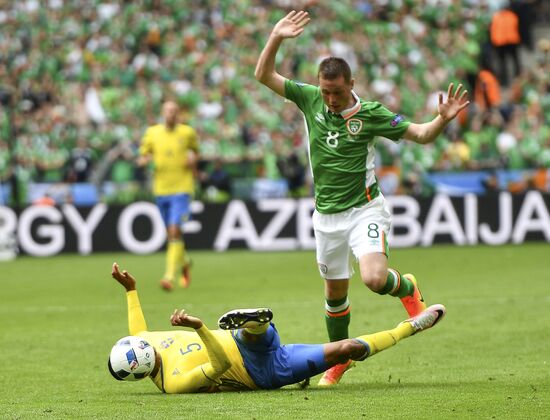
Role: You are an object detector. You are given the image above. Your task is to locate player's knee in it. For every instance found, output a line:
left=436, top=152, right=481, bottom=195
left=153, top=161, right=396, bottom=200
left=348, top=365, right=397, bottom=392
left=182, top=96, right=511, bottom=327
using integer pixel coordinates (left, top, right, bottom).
left=360, top=269, right=386, bottom=292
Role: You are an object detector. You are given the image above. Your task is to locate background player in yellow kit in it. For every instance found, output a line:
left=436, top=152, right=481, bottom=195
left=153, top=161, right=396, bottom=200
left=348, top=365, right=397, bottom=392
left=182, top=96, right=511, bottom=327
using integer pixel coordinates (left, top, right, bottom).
left=107, top=263, right=446, bottom=392
left=138, top=101, right=199, bottom=291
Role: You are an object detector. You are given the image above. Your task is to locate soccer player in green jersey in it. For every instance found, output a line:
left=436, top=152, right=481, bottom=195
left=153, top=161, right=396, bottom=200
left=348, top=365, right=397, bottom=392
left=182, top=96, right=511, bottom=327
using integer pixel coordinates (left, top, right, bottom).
left=255, top=10, right=469, bottom=386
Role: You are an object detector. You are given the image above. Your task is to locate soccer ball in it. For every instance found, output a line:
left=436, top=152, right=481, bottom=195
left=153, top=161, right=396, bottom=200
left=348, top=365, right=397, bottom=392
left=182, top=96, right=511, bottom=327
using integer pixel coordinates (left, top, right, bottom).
left=108, top=336, right=156, bottom=381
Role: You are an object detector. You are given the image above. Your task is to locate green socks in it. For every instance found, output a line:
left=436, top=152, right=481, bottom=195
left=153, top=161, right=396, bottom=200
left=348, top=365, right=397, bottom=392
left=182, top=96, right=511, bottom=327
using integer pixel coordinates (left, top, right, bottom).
left=325, top=296, right=351, bottom=341
left=377, top=268, right=414, bottom=298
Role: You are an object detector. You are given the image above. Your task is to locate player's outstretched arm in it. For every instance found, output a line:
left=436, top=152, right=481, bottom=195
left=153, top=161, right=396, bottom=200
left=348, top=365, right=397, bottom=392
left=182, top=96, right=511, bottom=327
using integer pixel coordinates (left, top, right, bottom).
left=170, top=309, right=203, bottom=330
left=111, top=263, right=148, bottom=334
left=437, top=82, right=470, bottom=121
left=111, top=262, right=136, bottom=291
left=255, top=10, right=310, bottom=97
left=167, top=309, right=231, bottom=394
left=404, top=82, right=470, bottom=144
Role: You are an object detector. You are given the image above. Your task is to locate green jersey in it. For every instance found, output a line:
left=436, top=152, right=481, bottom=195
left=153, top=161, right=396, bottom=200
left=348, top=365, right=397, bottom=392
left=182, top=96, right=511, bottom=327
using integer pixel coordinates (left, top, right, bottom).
left=284, top=79, right=410, bottom=214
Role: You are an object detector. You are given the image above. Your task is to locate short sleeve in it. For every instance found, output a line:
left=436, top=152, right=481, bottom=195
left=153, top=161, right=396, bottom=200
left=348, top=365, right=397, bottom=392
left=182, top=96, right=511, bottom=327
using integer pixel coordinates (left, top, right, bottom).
left=284, top=79, right=319, bottom=112
left=367, top=102, right=410, bottom=142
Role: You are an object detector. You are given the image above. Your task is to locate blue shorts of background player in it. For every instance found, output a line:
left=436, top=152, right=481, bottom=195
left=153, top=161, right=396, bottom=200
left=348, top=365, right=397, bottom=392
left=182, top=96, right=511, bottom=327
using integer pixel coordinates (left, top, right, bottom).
left=156, top=193, right=191, bottom=227
left=232, top=323, right=328, bottom=389
left=155, top=193, right=192, bottom=290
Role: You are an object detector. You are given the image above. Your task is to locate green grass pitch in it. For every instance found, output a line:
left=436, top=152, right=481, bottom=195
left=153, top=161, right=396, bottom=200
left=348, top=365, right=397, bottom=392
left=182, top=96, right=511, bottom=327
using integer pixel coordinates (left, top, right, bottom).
left=1, top=243, right=549, bottom=419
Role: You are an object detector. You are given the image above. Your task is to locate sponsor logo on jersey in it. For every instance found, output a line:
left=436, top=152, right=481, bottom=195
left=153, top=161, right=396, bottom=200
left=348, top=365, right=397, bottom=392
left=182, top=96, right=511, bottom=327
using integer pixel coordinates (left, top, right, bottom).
left=346, top=118, right=362, bottom=134
left=296, top=82, right=306, bottom=87
left=390, top=114, right=404, bottom=127
left=315, top=112, right=325, bottom=123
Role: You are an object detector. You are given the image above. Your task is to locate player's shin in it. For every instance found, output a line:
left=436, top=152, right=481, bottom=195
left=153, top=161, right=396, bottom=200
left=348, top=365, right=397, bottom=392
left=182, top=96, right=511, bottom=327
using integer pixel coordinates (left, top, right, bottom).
left=318, top=296, right=353, bottom=386
left=164, top=239, right=183, bottom=282
left=325, top=296, right=350, bottom=341
left=354, top=322, right=414, bottom=360
left=378, top=268, right=413, bottom=298
left=180, top=242, right=191, bottom=288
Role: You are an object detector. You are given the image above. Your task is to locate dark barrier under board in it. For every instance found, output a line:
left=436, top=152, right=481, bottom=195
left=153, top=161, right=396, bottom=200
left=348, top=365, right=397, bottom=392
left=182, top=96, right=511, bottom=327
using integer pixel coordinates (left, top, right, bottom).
left=1, top=191, right=549, bottom=257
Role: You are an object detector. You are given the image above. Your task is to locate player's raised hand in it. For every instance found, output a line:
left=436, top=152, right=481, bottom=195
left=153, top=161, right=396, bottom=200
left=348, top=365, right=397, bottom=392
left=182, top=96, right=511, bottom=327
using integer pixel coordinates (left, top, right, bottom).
left=272, top=10, right=310, bottom=39
left=438, top=83, right=470, bottom=122
left=111, top=262, right=136, bottom=291
left=170, top=309, right=203, bottom=329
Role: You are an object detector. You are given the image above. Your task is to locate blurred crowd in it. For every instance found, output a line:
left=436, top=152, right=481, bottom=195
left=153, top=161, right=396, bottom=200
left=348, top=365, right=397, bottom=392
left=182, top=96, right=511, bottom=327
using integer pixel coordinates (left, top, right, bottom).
left=0, top=0, right=549, bottom=205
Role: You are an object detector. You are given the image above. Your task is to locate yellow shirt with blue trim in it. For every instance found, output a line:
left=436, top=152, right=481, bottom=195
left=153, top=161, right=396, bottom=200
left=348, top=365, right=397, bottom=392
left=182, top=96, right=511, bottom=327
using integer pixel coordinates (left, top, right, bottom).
left=139, top=124, right=199, bottom=196
left=126, top=290, right=256, bottom=393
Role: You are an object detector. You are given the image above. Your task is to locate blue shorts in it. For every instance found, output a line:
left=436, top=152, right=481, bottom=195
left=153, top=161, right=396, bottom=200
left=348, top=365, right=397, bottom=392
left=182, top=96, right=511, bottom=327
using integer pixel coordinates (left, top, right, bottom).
left=155, top=194, right=191, bottom=227
left=232, top=324, right=328, bottom=389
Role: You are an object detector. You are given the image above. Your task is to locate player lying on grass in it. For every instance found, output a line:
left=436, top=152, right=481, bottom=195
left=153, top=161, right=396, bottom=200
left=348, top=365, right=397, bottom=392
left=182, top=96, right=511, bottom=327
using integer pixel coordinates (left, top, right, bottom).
left=108, top=263, right=446, bottom=392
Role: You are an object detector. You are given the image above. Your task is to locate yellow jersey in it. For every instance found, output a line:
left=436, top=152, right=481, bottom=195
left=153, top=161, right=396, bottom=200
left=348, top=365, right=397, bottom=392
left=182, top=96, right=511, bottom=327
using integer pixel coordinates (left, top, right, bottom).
left=126, top=291, right=257, bottom=393
left=139, top=124, right=199, bottom=196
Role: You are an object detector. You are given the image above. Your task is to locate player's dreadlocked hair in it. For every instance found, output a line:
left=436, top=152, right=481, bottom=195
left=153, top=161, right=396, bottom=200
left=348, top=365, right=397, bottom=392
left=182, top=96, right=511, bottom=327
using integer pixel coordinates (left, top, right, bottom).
left=318, top=57, right=352, bottom=83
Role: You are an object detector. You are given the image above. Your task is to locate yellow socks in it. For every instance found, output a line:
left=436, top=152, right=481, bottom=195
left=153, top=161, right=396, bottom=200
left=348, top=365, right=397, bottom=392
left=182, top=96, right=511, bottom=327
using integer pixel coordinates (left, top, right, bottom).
left=356, top=321, right=414, bottom=357
left=164, top=240, right=183, bottom=282
left=245, top=323, right=270, bottom=335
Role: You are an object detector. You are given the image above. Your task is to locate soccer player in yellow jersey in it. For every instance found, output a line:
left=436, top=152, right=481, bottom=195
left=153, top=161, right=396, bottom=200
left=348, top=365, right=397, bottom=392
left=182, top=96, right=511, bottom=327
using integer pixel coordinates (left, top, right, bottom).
left=138, top=101, right=199, bottom=291
left=108, top=263, right=446, bottom=392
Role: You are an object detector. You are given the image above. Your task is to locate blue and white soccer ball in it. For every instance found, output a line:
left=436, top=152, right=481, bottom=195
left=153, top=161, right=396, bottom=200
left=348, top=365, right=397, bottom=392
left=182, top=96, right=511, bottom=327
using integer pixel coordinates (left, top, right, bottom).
left=108, top=336, right=155, bottom=381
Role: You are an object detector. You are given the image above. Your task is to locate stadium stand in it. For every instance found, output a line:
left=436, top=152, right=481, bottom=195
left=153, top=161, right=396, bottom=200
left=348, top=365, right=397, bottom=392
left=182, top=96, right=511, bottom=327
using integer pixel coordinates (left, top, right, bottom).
left=0, top=0, right=549, bottom=205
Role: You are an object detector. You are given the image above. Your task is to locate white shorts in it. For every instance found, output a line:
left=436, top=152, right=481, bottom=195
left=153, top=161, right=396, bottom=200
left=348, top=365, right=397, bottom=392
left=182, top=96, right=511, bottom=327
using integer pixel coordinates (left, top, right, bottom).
left=312, top=194, right=391, bottom=280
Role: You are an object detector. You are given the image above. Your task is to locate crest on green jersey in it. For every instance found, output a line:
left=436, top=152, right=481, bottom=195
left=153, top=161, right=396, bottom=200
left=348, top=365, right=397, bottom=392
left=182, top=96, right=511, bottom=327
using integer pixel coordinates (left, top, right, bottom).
left=346, top=118, right=362, bottom=135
